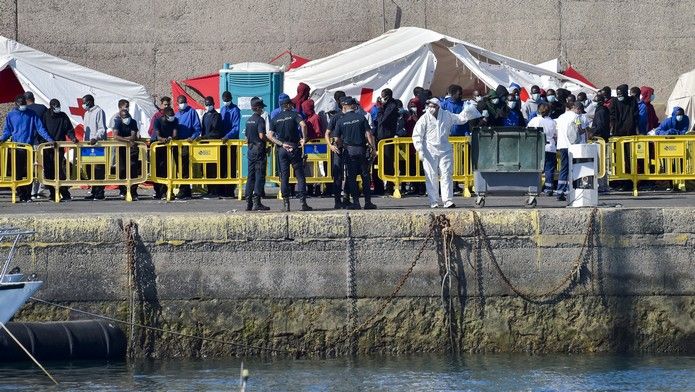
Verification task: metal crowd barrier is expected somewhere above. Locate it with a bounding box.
[36,141,148,202]
[0,142,34,203]
[149,140,245,201]
[266,139,333,199]
[377,137,474,198]
[608,135,695,196]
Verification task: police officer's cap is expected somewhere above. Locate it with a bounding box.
[251,97,266,108]
[341,96,357,106]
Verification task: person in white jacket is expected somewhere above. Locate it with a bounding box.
[412,98,481,208]
[555,101,586,201]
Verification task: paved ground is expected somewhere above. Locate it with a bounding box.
[0,186,692,215]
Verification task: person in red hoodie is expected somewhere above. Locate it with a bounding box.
[301,99,324,196]
[301,99,323,139]
[292,82,311,118]
[638,86,659,134]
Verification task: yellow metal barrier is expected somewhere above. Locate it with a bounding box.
[266,139,333,199]
[36,141,148,202]
[0,142,34,203]
[608,135,695,196]
[377,137,473,198]
[149,139,245,201]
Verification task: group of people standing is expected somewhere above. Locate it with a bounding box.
[2,80,692,206]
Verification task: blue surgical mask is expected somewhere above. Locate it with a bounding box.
[676,115,684,122]
[547,95,557,103]
[122,117,131,125]
[82,104,90,110]
[507,101,517,109]
[206,105,214,112]
[618,96,625,102]
[223,101,232,107]
[52,107,61,114]
[178,103,187,110]
[18,105,27,111]
[532,93,540,101]
[651,95,655,101]
[166,116,176,122]
[491,98,499,105]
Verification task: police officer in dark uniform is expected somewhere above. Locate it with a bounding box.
[333,97,378,210]
[112,109,141,200]
[267,96,312,212]
[152,107,178,199]
[325,93,348,209]
[244,97,270,211]
[201,96,225,198]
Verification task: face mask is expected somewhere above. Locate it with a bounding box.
[532,93,540,101]
[491,98,499,105]
[409,107,417,114]
[18,105,27,111]
[178,103,187,110]
[618,96,625,102]
[482,110,489,118]
[166,116,176,122]
[427,107,437,116]
[122,117,131,125]
[584,100,591,107]
[52,107,61,114]
[206,105,214,112]
[651,95,655,101]
[223,101,232,107]
[676,115,684,122]
[507,101,517,109]
[82,103,90,110]
[474,96,483,102]
[547,96,557,103]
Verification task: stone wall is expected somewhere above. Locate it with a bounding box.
[1,0,693,101]
[5,208,695,357]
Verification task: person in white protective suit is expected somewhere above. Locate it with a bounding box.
[412,98,482,208]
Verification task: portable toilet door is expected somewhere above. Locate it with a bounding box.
[219,62,284,180]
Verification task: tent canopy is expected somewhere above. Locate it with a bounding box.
[0,35,157,138]
[285,27,596,112]
[667,68,695,125]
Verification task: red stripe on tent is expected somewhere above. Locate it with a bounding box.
[0,68,25,104]
[562,66,596,89]
[182,73,219,101]
[171,81,204,110]
[519,87,530,103]
[360,88,374,111]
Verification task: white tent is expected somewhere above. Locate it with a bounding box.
[667,68,695,124]
[285,27,596,112]
[0,36,156,138]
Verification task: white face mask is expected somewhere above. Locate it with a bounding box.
[166,115,176,122]
[427,107,437,116]
[532,93,540,101]
[206,105,214,112]
[82,103,90,110]
[507,101,517,109]
[223,101,232,107]
[178,103,187,110]
[547,96,557,103]
[122,117,131,125]
[676,115,684,122]
[52,107,61,114]
[18,105,27,111]
[618,96,625,102]
[474,96,483,102]
[491,98,499,105]
[482,110,489,118]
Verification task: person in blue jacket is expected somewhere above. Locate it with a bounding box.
[440,84,470,136]
[219,91,241,198]
[1,95,54,202]
[502,93,526,127]
[271,93,292,120]
[654,107,690,135]
[174,95,202,199]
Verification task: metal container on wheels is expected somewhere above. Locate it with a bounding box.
[471,126,546,208]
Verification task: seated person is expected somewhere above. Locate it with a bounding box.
[650,107,689,135]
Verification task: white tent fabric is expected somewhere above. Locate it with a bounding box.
[536,58,562,73]
[285,27,595,112]
[0,36,156,138]
[667,68,695,124]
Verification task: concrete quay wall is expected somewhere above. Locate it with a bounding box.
[5,208,695,357]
